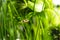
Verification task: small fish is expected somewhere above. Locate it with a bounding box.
[21,19,29,23]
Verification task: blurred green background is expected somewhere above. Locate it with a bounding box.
[0,0,60,40]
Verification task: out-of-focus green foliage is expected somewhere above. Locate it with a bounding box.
[0,0,60,40]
